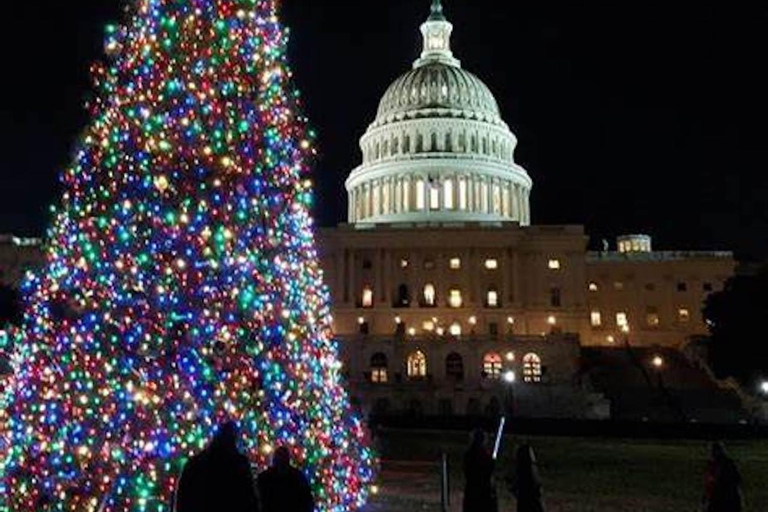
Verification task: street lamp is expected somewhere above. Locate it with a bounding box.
[503,370,516,384]
[652,355,664,369]
[760,380,768,396]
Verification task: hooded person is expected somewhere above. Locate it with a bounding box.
[257,446,315,512]
[462,429,497,512]
[175,422,259,512]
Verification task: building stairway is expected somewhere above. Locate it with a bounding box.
[582,347,747,424]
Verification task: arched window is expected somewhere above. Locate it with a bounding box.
[395,284,410,308]
[486,287,500,308]
[523,353,542,383]
[361,286,374,308]
[375,142,380,160]
[445,132,453,152]
[423,284,436,307]
[404,135,411,154]
[483,353,503,380]
[382,140,389,158]
[431,132,438,152]
[392,137,400,155]
[416,179,426,210]
[371,353,388,383]
[443,179,454,210]
[416,133,424,153]
[448,289,463,309]
[446,353,464,381]
[408,351,428,379]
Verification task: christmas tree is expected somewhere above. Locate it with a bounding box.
[0,0,375,510]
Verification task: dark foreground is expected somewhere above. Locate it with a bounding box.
[364,429,768,512]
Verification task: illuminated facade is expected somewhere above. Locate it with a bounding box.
[317,1,735,417]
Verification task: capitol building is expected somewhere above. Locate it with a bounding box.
[0,1,741,421]
[315,1,735,419]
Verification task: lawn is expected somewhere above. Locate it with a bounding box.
[365,429,768,512]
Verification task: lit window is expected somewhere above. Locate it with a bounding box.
[523,353,542,383]
[468,316,477,326]
[589,282,599,292]
[548,259,561,270]
[423,284,436,306]
[486,289,499,308]
[407,351,428,379]
[422,320,435,332]
[591,311,602,327]
[547,315,557,326]
[449,322,462,337]
[459,178,468,210]
[484,259,499,270]
[430,182,440,210]
[371,353,388,383]
[449,258,462,270]
[679,308,690,323]
[443,180,454,209]
[449,289,463,309]
[614,282,625,291]
[362,286,374,308]
[483,353,503,380]
[416,179,426,210]
[616,312,629,329]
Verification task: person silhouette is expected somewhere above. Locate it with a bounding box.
[257,446,314,512]
[462,429,497,512]
[703,442,743,512]
[175,421,259,512]
[510,444,545,512]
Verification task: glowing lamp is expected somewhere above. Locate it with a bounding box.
[652,356,664,369]
[503,370,516,384]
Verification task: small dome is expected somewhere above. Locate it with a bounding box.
[373,63,503,128]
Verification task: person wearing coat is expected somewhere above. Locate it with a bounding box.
[510,444,545,512]
[462,429,497,512]
[175,422,259,512]
[703,442,743,512]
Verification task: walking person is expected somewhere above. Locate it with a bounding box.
[462,429,497,512]
[257,446,315,512]
[510,444,545,512]
[703,442,743,512]
[175,422,259,512]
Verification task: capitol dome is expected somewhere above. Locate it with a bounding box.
[346,0,533,226]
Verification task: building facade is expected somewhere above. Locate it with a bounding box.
[316,1,735,417]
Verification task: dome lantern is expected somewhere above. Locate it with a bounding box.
[415,0,460,69]
[345,1,533,227]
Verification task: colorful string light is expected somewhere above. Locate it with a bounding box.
[0,0,375,510]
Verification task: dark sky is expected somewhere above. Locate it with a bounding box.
[2,1,767,260]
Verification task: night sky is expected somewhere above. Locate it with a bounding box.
[2,1,767,260]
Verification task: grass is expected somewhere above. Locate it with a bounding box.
[370,429,768,512]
